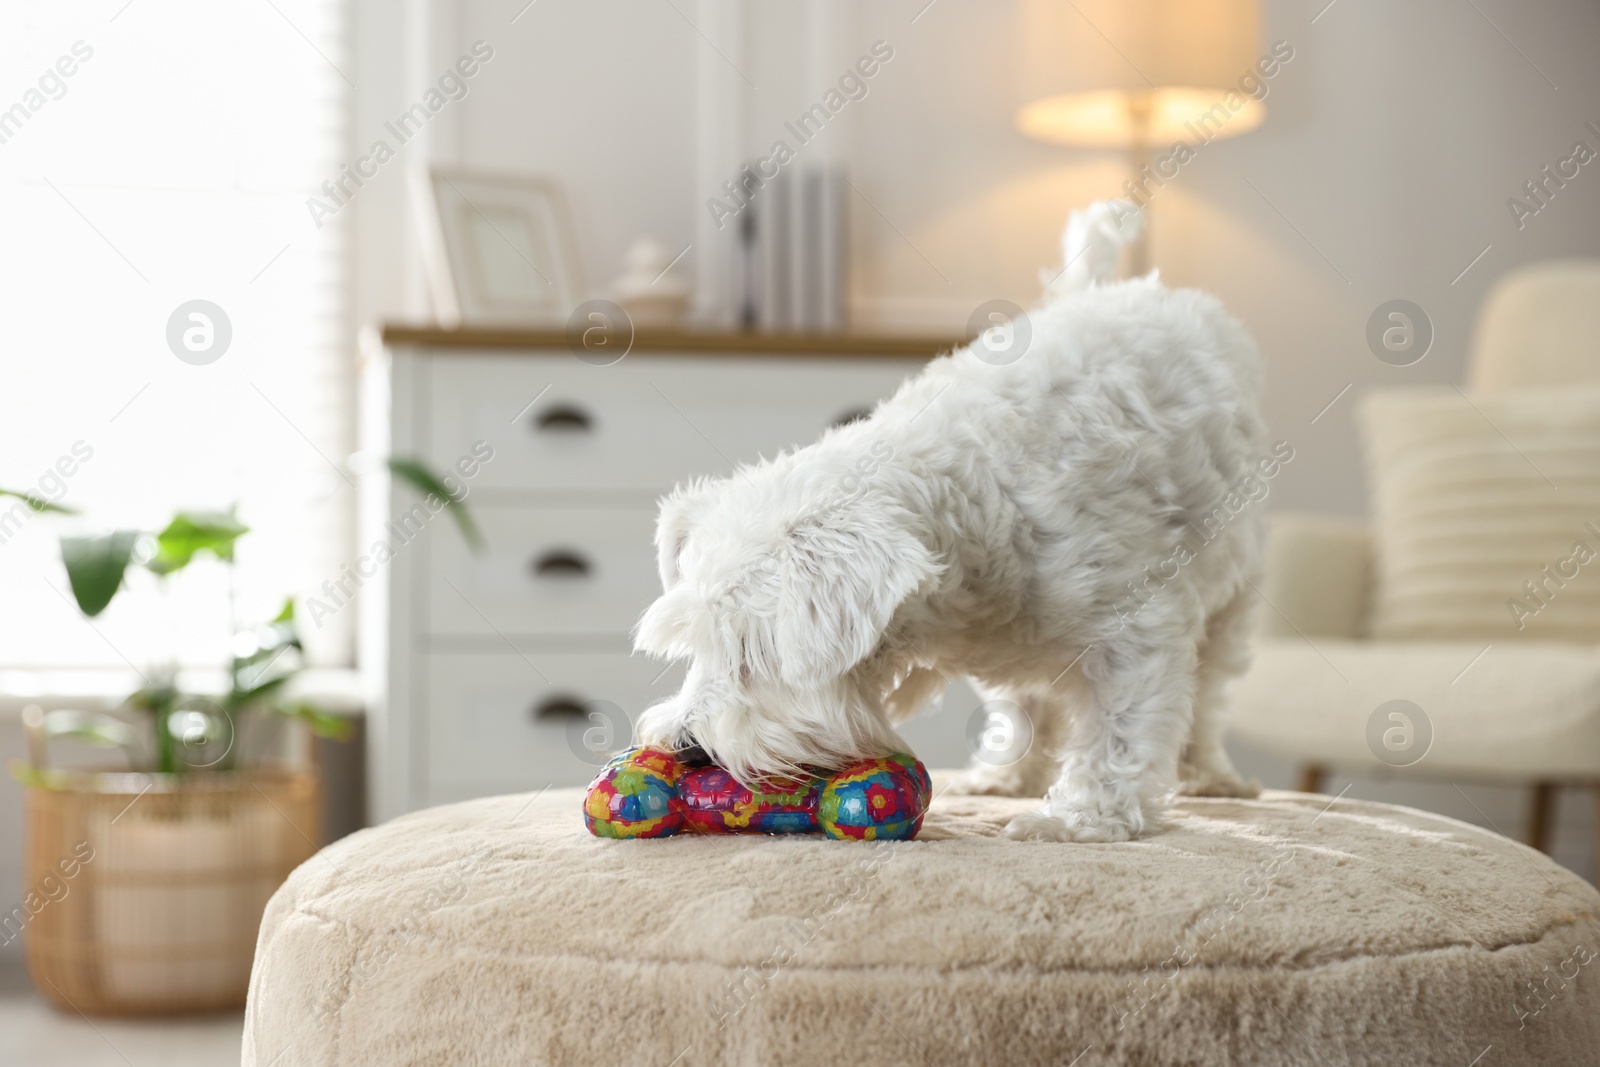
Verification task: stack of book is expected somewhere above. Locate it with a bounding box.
[737,166,849,333]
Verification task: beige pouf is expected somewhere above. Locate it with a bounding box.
[243,784,1600,1067]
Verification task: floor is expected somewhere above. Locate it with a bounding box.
[0,960,244,1067]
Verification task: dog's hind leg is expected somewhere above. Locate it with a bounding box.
[883,666,950,725]
[947,684,1067,798]
[1007,637,1197,842]
[1179,587,1261,798]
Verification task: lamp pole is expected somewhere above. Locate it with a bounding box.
[1125,92,1153,277]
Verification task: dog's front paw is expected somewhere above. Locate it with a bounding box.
[1005,809,1140,843]
[1006,812,1076,841]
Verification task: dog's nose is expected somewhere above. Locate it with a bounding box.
[675,729,712,767]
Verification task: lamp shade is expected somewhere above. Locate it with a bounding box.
[1015,0,1264,148]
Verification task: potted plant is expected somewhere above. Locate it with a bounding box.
[4,464,475,1015]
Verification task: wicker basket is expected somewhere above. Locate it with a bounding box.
[22,766,320,1015]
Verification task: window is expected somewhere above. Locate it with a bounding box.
[0,0,352,671]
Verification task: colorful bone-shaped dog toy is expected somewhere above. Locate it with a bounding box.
[584,747,931,841]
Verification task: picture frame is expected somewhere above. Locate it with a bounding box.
[415,167,587,327]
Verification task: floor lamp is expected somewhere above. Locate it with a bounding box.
[1014,0,1266,276]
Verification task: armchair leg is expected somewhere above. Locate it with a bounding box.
[1526,782,1556,854]
[1296,764,1326,795]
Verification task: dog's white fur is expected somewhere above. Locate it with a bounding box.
[634,201,1266,842]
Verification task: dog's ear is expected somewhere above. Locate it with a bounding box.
[653,479,712,590]
[637,481,717,658]
[769,513,939,685]
[634,585,696,659]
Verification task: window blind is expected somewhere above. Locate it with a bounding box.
[0,0,353,670]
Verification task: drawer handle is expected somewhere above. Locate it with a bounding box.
[532,696,589,721]
[830,406,874,429]
[534,404,593,432]
[531,550,592,578]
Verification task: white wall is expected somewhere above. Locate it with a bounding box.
[851,0,1600,516]
[356,0,1600,513]
[350,0,702,329]
[343,0,1600,880]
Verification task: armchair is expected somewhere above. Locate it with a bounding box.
[1228,260,1600,862]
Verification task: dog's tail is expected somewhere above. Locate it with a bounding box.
[1043,199,1144,297]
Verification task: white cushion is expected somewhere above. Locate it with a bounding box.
[1231,637,1600,776]
[1258,514,1372,638]
[1469,258,1600,391]
[1360,386,1600,642]
[244,784,1600,1066]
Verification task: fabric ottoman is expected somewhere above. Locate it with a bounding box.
[243,784,1600,1066]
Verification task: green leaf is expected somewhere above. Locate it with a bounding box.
[60,530,141,616]
[278,700,355,741]
[226,672,292,712]
[387,457,485,552]
[8,761,55,789]
[128,685,181,774]
[34,709,141,751]
[146,510,250,576]
[0,487,77,515]
[127,683,180,714]
[232,598,303,690]
[9,763,147,791]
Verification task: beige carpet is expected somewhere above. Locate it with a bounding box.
[244,782,1600,1066]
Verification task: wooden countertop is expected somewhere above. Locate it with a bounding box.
[379,323,968,359]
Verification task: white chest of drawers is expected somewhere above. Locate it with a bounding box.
[361,327,971,821]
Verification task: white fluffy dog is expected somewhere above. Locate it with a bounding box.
[634,201,1267,842]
